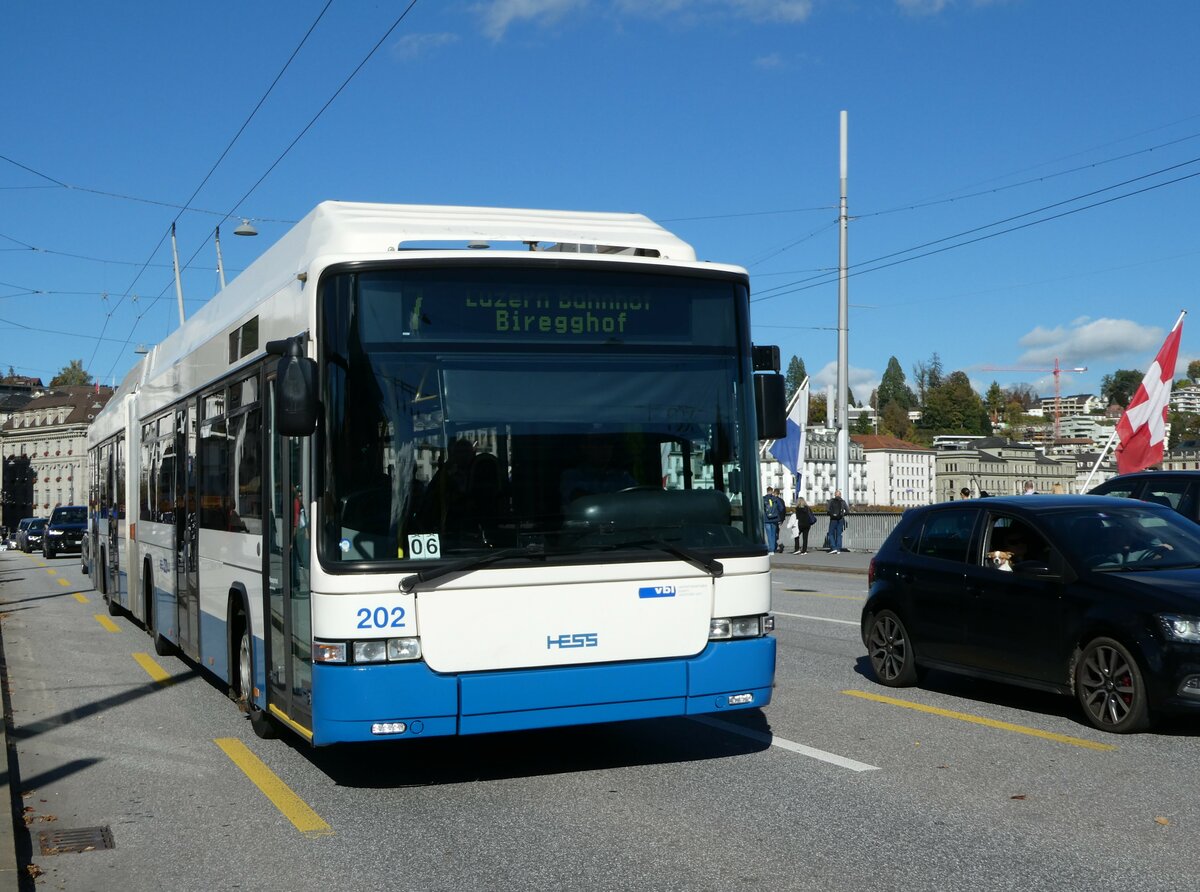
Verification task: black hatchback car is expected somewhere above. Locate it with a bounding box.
[862,495,1200,733]
[1089,470,1200,522]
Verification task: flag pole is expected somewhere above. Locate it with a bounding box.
[1082,428,1118,491]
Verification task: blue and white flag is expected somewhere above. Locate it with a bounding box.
[769,379,808,484]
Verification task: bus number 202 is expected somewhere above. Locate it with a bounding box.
[356,607,407,629]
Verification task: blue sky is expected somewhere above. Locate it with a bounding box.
[3,1,1198,403]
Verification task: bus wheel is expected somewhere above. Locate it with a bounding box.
[238,624,276,739]
[106,586,121,617]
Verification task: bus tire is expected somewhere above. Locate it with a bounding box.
[236,618,276,740]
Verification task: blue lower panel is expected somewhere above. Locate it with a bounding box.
[309,637,776,745]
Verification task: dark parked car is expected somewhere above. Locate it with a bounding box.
[43,505,87,559]
[1089,470,1200,522]
[862,495,1200,733]
[15,517,47,553]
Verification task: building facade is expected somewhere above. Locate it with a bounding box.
[761,427,867,507]
[0,386,112,527]
[852,434,936,508]
[935,437,1076,500]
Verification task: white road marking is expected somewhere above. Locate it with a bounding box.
[693,716,880,772]
[772,610,858,626]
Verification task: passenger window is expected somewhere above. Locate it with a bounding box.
[1143,480,1189,513]
[983,516,1049,570]
[915,511,975,563]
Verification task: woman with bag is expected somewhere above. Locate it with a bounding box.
[789,496,814,554]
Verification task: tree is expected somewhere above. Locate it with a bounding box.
[1168,410,1200,449]
[808,393,827,426]
[911,352,943,407]
[1004,383,1039,410]
[921,371,989,434]
[853,410,872,434]
[1100,369,1144,408]
[879,401,914,440]
[50,359,92,387]
[1188,359,1200,382]
[985,381,1004,422]
[784,355,808,401]
[877,356,915,412]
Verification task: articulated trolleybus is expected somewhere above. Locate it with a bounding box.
[88,202,786,745]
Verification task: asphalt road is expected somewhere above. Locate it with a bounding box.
[1,549,1198,891]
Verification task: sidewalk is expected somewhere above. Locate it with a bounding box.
[770,547,872,576]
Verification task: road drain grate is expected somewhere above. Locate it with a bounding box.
[37,826,114,855]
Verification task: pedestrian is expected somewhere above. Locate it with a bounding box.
[826,489,848,554]
[762,486,785,553]
[789,495,814,554]
[1023,482,1037,495]
[959,487,971,500]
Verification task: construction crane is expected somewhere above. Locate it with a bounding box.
[980,357,1088,441]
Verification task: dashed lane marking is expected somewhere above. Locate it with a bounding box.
[843,689,1116,751]
[215,738,334,837]
[93,615,120,633]
[772,610,858,626]
[693,716,880,772]
[58,578,70,587]
[132,652,171,683]
[73,593,88,603]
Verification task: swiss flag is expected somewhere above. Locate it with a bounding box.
[1116,312,1186,474]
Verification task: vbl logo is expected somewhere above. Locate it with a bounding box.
[547,632,599,649]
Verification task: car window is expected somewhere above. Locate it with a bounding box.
[915,510,976,563]
[1044,507,1200,570]
[1092,479,1140,500]
[1142,479,1196,518]
[981,514,1051,570]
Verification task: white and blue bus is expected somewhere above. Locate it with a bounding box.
[87,201,785,745]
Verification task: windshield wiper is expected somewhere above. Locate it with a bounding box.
[399,545,545,593]
[609,538,724,578]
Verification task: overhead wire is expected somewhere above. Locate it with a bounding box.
[101,0,423,379]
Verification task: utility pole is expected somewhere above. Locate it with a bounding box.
[836,111,850,500]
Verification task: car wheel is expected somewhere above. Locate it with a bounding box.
[1075,637,1151,733]
[866,609,919,687]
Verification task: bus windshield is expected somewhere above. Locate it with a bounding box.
[319,265,760,566]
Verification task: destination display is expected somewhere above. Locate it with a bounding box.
[349,268,740,345]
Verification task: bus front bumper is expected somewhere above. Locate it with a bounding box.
[309,636,776,745]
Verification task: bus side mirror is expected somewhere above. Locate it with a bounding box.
[755,373,787,440]
[268,337,318,437]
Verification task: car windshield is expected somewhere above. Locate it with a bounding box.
[52,507,86,524]
[29,520,46,531]
[1039,506,1200,571]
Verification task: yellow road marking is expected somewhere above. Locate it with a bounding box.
[45,569,57,576]
[94,615,120,633]
[132,652,171,683]
[58,578,71,587]
[842,689,1116,751]
[214,738,333,837]
[73,592,89,603]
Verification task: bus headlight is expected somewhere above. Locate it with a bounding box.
[709,615,772,640]
[354,640,389,663]
[387,637,422,661]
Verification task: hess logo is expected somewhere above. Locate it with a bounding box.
[546,632,599,650]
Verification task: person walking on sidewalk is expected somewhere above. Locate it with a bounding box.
[789,496,814,554]
[826,490,848,554]
[762,486,785,553]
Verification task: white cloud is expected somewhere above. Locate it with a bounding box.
[811,361,879,405]
[895,0,952,15]
[475,0,586,41]
[754,52,787,69]
[1016,317,1164,366]
[480,0,814,39]
[390,32,459,61]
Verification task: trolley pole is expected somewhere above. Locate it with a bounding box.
[836,111,850,501]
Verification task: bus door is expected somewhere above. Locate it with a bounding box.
[175,402,200,658]
[265,377,313,730]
